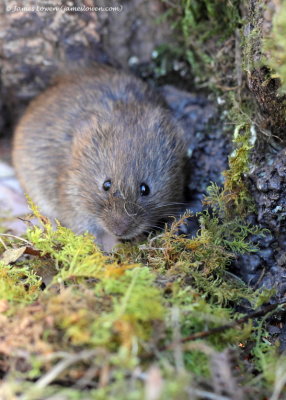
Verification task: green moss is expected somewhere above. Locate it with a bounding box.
[242,27,261,73]
[157,0,256,215]
[157,0,241,85]
[2,369,194,400]
[251,315,286,396]
[0,261,42,303]
[25,199,139,283]
[0,200,282,397]
[263,2,286,91]
[204,91,257,217]
[91,267,165,347]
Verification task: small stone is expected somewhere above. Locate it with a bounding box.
[128,56,139,66]
[268,175,281,190]
[259,248,274,262]
[256,179,268,191]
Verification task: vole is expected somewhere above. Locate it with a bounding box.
[12,64,186,250]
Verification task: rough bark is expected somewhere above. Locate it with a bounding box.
[0,0,171,132]
[245,0,286,147]
[240,0,286,291]
[245,0,286,244]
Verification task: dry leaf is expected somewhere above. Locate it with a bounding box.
[1,246,27,265]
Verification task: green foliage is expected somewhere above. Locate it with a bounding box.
[222,127,256,216]
[159,0,258,218]
[0,261,42,303]
[198,210,264,253]
[176,0,241,43]
[242,27,261,73]
[251,315,286,395]
[2,368,193,400]
[141,210,265,284]
[25,200,138,283]
[205,91,257,217]
[158,0,241,84]
[158,0,257,216]
[0,196,283,397]
[170,285,252,348]
[91,267,165,347]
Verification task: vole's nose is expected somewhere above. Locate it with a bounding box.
[112,190,123,199]
[112,217,131,237]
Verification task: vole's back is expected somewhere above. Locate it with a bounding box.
[12,65,161,217]
[13,64,185,248]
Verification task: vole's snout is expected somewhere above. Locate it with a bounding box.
[104,213,139,239]
[102,199,144,239]
[112,216,133,237]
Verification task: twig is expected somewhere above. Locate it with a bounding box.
[24,246,43,257]
[171,307,184,372]
[75,366,99,389]
[0,233,32,245]
[167,301,286,349]
[252,267,266,291]
[0,236,8,250]
[190,389,231,400]
[34,350,100,389]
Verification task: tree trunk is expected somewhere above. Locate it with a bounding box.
[0,0,171,132]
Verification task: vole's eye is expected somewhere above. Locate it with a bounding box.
[140,183,150,196]
[103,180,112,191]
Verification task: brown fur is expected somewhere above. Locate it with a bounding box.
[12,64,186,249]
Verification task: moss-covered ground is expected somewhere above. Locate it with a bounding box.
[0,191,285,399]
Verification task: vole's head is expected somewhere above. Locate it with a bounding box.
[69,104,186,240]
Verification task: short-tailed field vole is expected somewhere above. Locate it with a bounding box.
[12,64,186,250]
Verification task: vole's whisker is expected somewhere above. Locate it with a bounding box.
[124,202,138,217]
[150,204,190,211]
[76,194,96,202]
[151,209,184,215]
